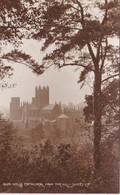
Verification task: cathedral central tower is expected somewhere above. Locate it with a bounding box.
[35,86,49,108]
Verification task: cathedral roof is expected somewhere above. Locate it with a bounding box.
[42,104,55,111]
[58,114,69,119]
[29,105,38,110]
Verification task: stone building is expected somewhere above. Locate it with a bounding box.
[34,86,49,108]
[57,114,70,135]
[41,103,62,120]
[10,86,62,129]
[10,97,22,120]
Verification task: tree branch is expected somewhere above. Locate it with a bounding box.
[96,35,103,63]
[107,102,119,115]
[75,0,85,28]
[96,0,108,63]
[59,63,94,72]
[101,74,119,83]
[101,0,108,26]
[1,57,31,68]
[1,57,44,74]
[87,43,96,65]
[70,4,80,12]
[100,38,108,73]
[75,0,96,66]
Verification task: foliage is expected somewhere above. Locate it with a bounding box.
[0,112,119,193]
[0,113,15,183]
[0,0,42,88]
[83,95,94,123]
[100,130,119,193]
[0,125,119,193]
[0,63,14,88]
[29,0,119,77]
[84,78,119,121]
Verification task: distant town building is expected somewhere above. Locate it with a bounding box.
[57,114,70,135]
[10,97,22,120]
[34,86,49,108]
[10,86,62,129]
[68,102,74,110]
[41,104,62,119]
[9,86,85,144]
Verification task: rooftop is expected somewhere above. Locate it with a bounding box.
[58,114,69,119]
[42,104,55,111]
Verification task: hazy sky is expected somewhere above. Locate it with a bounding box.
[0,40,92,108]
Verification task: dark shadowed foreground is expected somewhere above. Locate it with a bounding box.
[0,114,119,193]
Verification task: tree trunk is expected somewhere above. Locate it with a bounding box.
[93,68,102,172]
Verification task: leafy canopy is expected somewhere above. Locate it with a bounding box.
[0,0,119,88]
[28,0,119,85]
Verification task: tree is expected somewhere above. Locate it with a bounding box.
[0,113,14,183]
[0,0,43,89]
[24,0,119,173]
[83,78,119,137]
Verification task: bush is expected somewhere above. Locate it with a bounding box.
[0,115,119,193]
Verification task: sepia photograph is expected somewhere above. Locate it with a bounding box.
[0,0,119,193]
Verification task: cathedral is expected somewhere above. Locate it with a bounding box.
[32,86,49,108]
[10,86,62,129]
